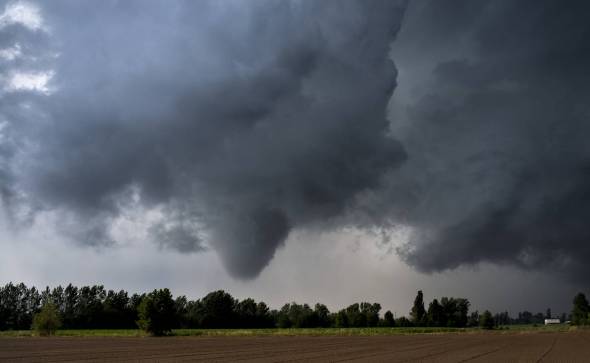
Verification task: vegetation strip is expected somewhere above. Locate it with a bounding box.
[1,283,588,336]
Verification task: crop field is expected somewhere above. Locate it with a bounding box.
[1,328,589,362]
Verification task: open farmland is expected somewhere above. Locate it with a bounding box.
[1,330,589,362]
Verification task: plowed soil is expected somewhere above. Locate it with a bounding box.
[1,331,589,362]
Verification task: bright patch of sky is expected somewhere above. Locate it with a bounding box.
[0,43,22,61]
[5,71,54,94]
[0,1,44,31]
[0,2,55,95]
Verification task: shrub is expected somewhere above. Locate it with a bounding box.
[137,289,176,336]
[32,303,62,336]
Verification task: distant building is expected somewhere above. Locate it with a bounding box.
[544,319,560,325]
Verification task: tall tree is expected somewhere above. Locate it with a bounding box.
[314,303,331,328]
[572,292,589,325]
[361,302,381,327]
[410,290,426,325]
[426,299,443,327]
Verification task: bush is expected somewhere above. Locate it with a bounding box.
[32,303,62,336]
[137,289,176,336]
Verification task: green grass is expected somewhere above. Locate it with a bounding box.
[495,324,572,333]
[0,329,147,337]
[0,324,575,338]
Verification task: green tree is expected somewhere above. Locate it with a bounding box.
[137,289,176,336]
[255,301,274,328]
[410,290,426,325]
[235,298,258,328]
[361,302,381,327]
[467,311,479,327]
[32,302,62,336]
[199,290,236,328]
[344,303,366,327]
[383,310,395,327]
[479,310,494,330]
[314,303,331,327]
[572,292,590,325]
[439,297,470,327]
[334,310,349,328]
[426,299,443,327]
[277,303,316,328]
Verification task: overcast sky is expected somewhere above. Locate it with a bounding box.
[1,0,589,316]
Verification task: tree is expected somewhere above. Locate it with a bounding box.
[76,285,106,328]
[518,311,533,324]
[439,297,470,327]
[199,290,236,328]
[410,290,426,325]
[334,310,349,328]
[494,311,510,326]
[103,290,132,328]
[479,310,494,330]
[314,303,331,328]
[255,302,274,328]
[32,302,61,336]
[545,308,551,319]
[62,284,78,328]
[454,298,470,327]
[235,298,258,328]
[383,310,395,327]
[467,311,479,327]
[361,302,381,327]
[277,303,316,328]
[426,299,444,327]
[572,292,590,325]
[396,316,413,327]
[137,289,176,336]
[343,303,367,327]
[174,295,189,328]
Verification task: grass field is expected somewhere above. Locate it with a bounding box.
[0,324,574,337]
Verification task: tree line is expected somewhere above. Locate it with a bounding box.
[1,282,588,334]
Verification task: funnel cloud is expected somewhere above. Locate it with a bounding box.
[0,0,407,278]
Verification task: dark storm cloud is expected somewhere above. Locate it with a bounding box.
[6,0,589,283]
[1,1,407,278]
[385,0,590,281]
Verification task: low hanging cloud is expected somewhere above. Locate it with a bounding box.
[0,0,407,278]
